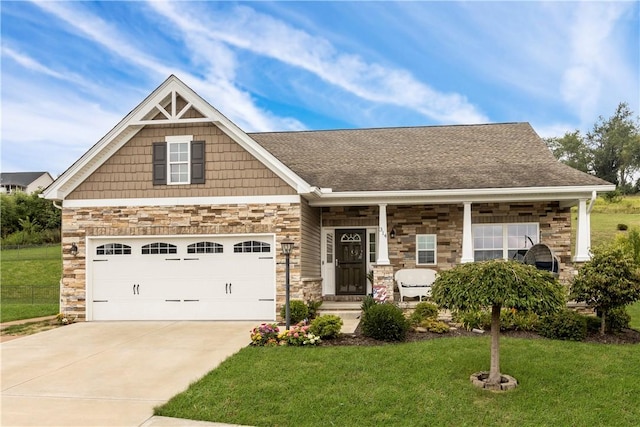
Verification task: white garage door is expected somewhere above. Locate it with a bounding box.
[88,235,275,321]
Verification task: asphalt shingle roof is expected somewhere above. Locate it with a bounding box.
[0,172,50,188]
[250,123,610,192]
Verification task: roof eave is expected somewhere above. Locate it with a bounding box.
[305,184,617,207]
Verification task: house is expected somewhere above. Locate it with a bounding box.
[43,75,615,321]
[1,172,54,194]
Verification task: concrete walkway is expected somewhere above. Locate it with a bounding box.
[1,321,255,426]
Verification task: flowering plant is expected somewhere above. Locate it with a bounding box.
[249,321,321,346]
[250,323,280,346]
[56,313,76,325]
[277,322,321,346]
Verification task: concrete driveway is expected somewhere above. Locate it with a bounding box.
[1,321,255,426]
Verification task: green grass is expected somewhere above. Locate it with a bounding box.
[1,245,61,322]
[156,337,640,426]
[577,195,640,249]
[629,301,640,331]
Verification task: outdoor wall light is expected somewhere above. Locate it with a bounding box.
[70,243,78,256]
[280,235,295,330]
[390,228,396,239]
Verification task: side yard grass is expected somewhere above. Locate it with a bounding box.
[1,245,61,322]
[156,337,640,427]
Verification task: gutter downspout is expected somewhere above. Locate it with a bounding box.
[586,190,597,214]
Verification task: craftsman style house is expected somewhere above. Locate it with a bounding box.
[43,75,614,321]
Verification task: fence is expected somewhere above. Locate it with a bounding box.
[1,244,61,261]
[1,284,59,304]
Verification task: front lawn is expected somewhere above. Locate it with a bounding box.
[156,337,640,426]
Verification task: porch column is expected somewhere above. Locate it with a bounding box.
[461,202,474,263]
[574,198,591,262]
[377,204,391,265]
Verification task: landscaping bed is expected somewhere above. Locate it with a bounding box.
[320,322,640,346]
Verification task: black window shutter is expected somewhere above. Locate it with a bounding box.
[152,142,167,185]
[191,141,205,184]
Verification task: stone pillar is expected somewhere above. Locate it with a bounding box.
[461,202,474,263]
[377,204,391,265]
[373,264,395,302]
[574,198,591,262]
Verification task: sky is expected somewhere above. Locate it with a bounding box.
[1,1,639,177]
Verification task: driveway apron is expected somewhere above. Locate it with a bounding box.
[1,321,254,426]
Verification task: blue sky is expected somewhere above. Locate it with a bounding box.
[1,1,638,176]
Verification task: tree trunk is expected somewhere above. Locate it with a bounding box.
[600,310,606,335]
[488,304,502,385]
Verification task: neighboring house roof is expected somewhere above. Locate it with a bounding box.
[0,172,53,191]
[250,124,610,192]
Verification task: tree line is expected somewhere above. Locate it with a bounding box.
[1,190,61,245]
[545,102,640,194]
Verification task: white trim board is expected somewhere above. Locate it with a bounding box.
[63,195,302,208]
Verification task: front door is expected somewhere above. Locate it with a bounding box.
[335,229,366,295]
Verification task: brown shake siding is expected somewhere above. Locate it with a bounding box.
[68,123,296,200]
[300,199,321,278]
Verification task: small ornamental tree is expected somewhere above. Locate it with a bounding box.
[432,260,565,388]
[571,245,640,335]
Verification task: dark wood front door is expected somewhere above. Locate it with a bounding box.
[335,229,366,295]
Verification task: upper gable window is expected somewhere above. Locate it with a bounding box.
[169,139,190,184]
[153,135,205,186]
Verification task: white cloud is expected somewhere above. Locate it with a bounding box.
[561,2,635,128]
[29,0,304,133]
[147,1,488,124]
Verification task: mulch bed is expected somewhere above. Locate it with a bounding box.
[321,324,640,346]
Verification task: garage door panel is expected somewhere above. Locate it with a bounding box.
[89,234,275,321]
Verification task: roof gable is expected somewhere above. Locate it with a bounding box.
[43,75,311,200]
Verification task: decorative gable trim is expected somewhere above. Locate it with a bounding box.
[43,75,312,201]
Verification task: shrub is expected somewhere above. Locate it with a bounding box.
[361,295,377,314]
[453,309,489,331]
[361,303,409,342]
[617,223,629,231]
[571,244,640,334]
[500,309,539,332]
[309,315,343,339]
[409,302,439,326]
[280,300,309,324]
[306,300,323,320]
[250,323,280,346]
[598,307,631,332]
[539,310,587,341]
[419,319,450,334]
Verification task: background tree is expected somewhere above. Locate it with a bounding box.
[0,190,61,241]
[431,260,565,388]
[587,103,640,192]
[571,245,640,335]
[544,102,640,194]
[544,130,591,174]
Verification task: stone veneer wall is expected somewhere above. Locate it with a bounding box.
[61,203,303,320]
[322,202,575,284]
